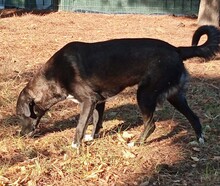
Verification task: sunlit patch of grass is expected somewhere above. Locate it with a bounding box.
[0,82,18,108]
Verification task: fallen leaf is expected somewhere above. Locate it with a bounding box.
[0,176,9,183]
[47,111,52,118]
[122,131,134,139]
[213,156,220,161]
[173,180,181,183]
[139,180,150,186]
[84,168,104,180]
[117,133,126,143]
[63,153,68,161]
[188,141,199,146]
[28,180,37,186]
[52,164,64,178]
[122,150,136,159]
[192,147,200,152]
[127,142,135,148]
[191,156,199,162]
[20,166,26,174]
[204,125,211,132]
[191,164,197,168]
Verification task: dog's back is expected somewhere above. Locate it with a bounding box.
[45,38,183,100]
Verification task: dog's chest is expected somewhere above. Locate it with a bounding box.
[66,95,80,104]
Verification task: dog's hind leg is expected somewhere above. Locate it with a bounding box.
[72,99,96,148]
[167,92,204,144]
[135,85,157,145]
[91,102,105,139]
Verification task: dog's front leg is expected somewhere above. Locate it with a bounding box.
[72,100,96,149]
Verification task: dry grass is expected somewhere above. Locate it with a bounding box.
[0,10,220,185]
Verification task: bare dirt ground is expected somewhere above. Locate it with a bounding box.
[0,9,220,186]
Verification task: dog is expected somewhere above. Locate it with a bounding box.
[16,25,220,148]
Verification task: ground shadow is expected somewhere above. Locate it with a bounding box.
[26,103,142,137]
[14,101,188,145]
[0,9,55,18]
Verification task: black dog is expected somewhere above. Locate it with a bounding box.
[16,26,220,148]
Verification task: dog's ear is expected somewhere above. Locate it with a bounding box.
[23,102,31,117]
[29,100,38,119]
[22,100,38,118]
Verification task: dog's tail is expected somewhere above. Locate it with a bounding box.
[178,25,220,60]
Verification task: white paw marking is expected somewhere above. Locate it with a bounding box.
[199,137,205,144]
[189,141,199,146]
[71,142,79,149]
[84,134,94,142]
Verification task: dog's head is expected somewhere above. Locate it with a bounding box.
[16,88,46,137]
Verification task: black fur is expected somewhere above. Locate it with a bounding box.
[16,25,220,147]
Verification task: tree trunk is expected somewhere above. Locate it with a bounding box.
[198,0,220,26]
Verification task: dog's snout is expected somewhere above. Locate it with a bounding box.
[20,125,35,137]
[17,116,36,137]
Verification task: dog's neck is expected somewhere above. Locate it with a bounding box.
[26,72,67,110]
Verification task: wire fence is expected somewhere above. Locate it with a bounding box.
[0,0,200,15]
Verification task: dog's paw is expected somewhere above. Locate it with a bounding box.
[198,134,205,145]
[198,137,205,144]
[84,134,94,142]
[71,142,80,149]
